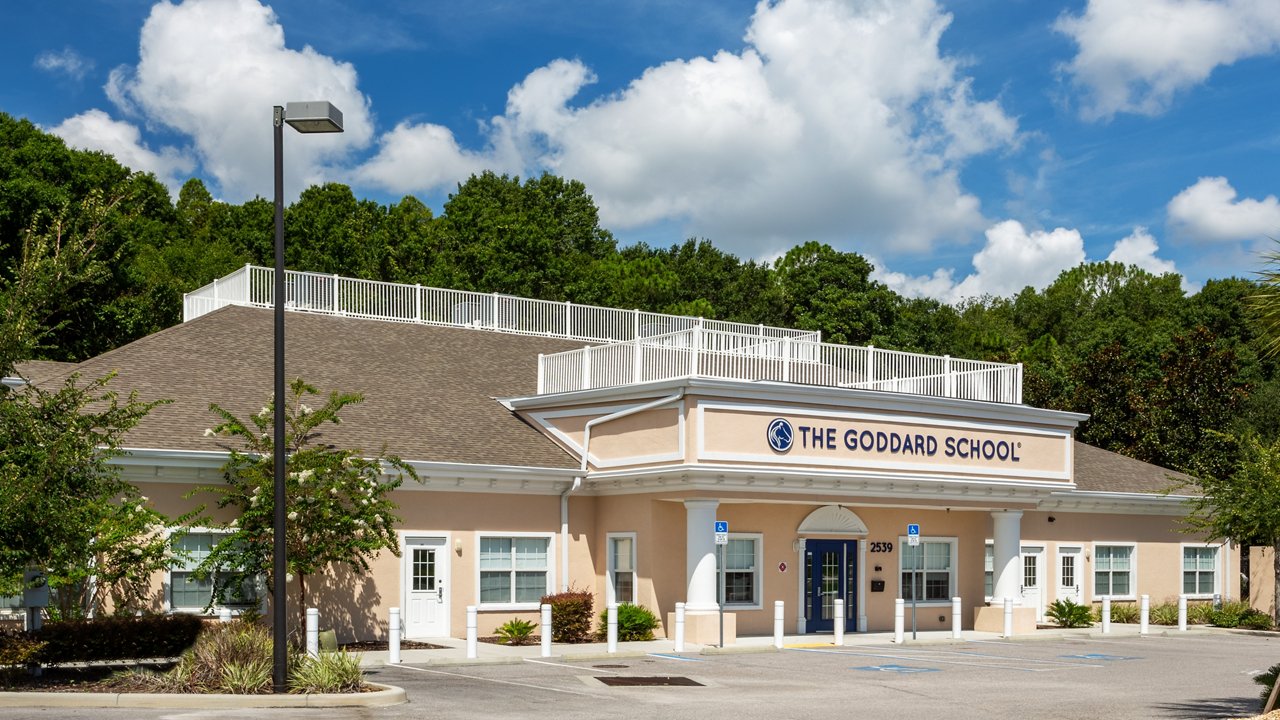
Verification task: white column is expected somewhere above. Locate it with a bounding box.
[773,601,784,649]
[1101,596,1111,634]
[389,608,401,664]
[674,602,686,652]
[1140,595,1150,634]
[607,603,618,653]
[1003,597,1014,638]
[834,599,845,647]
[990,510,1023,606]
[466,605,478,659]
[306,607,319,658]
[1177,594,1187,632]
[684,499,720,612]
[893,598,905,643]
[951,597,962,639]
[541,604,552,657]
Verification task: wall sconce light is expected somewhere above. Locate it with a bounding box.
[454,538,463,556]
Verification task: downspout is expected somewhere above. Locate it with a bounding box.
[560,390,685,591]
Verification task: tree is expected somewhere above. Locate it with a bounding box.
[1254,241,1280,359]
[774,241,900,346]
[197,378,417,629]
[1182,433,1280,624]
[0,372,171,617]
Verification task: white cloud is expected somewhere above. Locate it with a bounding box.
[34,47,94,81]
[1055,0,1280,120]
[356,0,1019,258]
[1106,226,1196,291]
[1168,176,1280,242]
[104,0,373,202]
[48,109,194,191]
[875,220,1085,303]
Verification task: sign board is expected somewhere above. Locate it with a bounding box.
[907,523,920,547]
[714,520,729,546]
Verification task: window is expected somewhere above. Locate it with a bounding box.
[900,538,956,603]
[169,531,260,611]
[716,534,762,607]
[1093,545,1134,597]
[984,542,994,599]
[1183,546,1218,596]
[479,535,551,606]
[608,534,636,605]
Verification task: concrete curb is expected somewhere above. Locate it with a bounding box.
[0,681,407,708]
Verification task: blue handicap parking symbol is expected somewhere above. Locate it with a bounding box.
[853,664,939,673]
[1060,653,1141,661]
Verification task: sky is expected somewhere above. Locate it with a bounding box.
[3,0,1280,303]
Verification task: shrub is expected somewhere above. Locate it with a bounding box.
[541,588,594,643]
[1209,601,1261,628]
[1255,662,1280,710]
[1109,602,1140,624]
[0,629,46,672]
[596,603,660,641]
[495,618,537,646]
[1046,599,1092,628]
[1149,602,1179,626]
[1240,611,1275,631]
[1187,602,1215,625]
[290,651,363,694]
[29,614,203,663]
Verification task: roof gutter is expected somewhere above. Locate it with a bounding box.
[559,390,685,591]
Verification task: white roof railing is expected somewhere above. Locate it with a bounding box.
[182,264,820,344]
[537,327,1024,404]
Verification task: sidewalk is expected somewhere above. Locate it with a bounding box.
[359,622,1193,667]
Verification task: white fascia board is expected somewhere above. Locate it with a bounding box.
[1038,489,1194,515]
[403,460,579,483]
[111,447,230,468]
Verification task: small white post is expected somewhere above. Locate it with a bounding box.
[1139,595,1150,635]
[389,608,401,664]
[218,607,232,623]
[466,605,478,659]
[893,598,905,643]
[565,300,572,338]
[306,607,319,659]
[332,274,340,314]
[773,601,784,649]
[1002,597,1014,638]
[1101,596,1111,634]
[607,603,618,654]
[582,346,592,390]
[675,602,686,653]
[834,599,845,647]
[951,597,962,640]
[541,603,553,658]
[1178,594,1187,632]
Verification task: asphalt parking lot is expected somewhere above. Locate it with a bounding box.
[3,632,1278,720]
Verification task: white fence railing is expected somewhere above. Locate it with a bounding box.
[537,328,1023,404]
[183,265,820,344]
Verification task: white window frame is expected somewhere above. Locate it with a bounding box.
[898,536,958,606]
[716,532,763,610]
[1091,542,1137,601]
[166,527,263,614]
[474,531,556,611]
[606,532,637,606]
[1180,543,1220,600]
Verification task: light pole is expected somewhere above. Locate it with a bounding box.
[272,100,343,693]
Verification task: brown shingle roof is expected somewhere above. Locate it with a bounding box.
[1073,441,1194,495]
[64,305,582,469]
[12,360,77,383]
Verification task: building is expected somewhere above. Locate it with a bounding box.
[8,266,1237,642]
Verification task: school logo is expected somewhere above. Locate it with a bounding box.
[767,418,794,453]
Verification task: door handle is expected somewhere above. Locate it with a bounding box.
[437,585,444,602]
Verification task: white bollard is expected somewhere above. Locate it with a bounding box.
[773,601,784,649]
[675,602,686,653]
[1101,596,1111,634]
[389,607,401,664]
[1003,597,1013,638]
[894,598,905,643]
[834,599,845,647]
[541,603,552,658]
[607,603,618,653]
[219,607,232,623]
[1178,594,1187,632]
[951,597,962,640]
[466,605,478,659]
[306,607,319,658]
[1140,595,1150,635]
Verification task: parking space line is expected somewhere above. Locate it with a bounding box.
[648,653,705,662]
[391,663,596,696]
[894,647,1112,667]
[788,647,1103,672]
[524,658,621,673]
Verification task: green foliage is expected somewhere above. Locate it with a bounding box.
[1046,598,1093,628]
[1187,601,1215,625]
[1148,601,1179,625]
[1255,662,1280,710]
[0,630,45,667]
[0,371,174,616]
[194,378,417,624]
[541,588,594,643]
[1241,612,1275,630]
[290,650,363,693]
[1209,601,1271,629]
[15,614,203,663]
[597,603,659,641]
[1094,602,1141,624]
[495,618,538,645]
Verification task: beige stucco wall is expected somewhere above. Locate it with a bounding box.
[1251,546,1275,617]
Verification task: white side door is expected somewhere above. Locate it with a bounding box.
[404,536,449,638]
[1020,545,1045,622]
[1056,546,1084,605]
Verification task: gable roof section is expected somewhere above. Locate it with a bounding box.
[1072,441,1193,495]
[61,305,582,469]
[13,360,77,383]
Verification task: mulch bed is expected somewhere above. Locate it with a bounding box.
[478,635,542,646]
[1,664,168,692]
[340,639,447,651]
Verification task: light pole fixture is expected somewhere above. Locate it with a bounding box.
[272,100,343,693]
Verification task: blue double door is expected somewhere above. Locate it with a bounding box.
[805,539,858,634]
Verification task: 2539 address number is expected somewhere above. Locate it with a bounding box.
[868,541,894,553]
